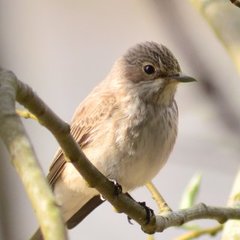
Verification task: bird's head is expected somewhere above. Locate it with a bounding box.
[109,42,195,106]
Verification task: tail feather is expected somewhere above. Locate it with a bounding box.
[67,195,104,229]
[30,195,104,239]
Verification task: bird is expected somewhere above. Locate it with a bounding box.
[32,41,195,239]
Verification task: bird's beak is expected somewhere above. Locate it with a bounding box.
[166,73,197,83]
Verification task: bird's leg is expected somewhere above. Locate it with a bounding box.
[158,194,172,214]
[103,179,155,224]
[125,193,154,225]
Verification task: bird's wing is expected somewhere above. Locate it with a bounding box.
[47,92,117,227]
[47,92,116,185]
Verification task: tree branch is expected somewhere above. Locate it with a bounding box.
[155,203,240,232]
[146,182,172,213]
[1,69,240,235]
[0,70,67,240]
[230,0,240,8]
[175,224,222,240]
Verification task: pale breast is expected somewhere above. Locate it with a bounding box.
[106,100,178,191]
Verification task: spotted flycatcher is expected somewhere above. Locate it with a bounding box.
[32,41,195,238]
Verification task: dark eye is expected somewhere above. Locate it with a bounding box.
[143,64,156,75]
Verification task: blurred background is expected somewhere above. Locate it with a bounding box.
[0,0,240,239]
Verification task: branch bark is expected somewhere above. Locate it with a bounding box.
[155,203,238,232]
[146,182,172,213]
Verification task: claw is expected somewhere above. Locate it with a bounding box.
[109,178,122,195]
[138,202,154,224]
[127,216,134,225]
[100,194,105,201]
[126,199,154,225]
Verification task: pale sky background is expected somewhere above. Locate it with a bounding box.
[0,1,240,240]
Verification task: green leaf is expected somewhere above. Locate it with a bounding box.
[179,173,202,209]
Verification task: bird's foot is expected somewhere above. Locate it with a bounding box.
[109,178,123,195]
[100,178,122,201]
[127,201,154,225]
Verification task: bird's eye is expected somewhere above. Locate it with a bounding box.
[143,64,156,75]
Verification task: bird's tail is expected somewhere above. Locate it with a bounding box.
[29,195,104,239]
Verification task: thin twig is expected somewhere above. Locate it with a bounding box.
[175,224,222,240]
[146,182,172,213]
[155,203,240,232]
[145,182,170,240]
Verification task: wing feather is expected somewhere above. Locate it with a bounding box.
[47,92,117,187]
